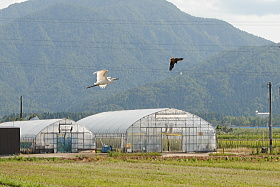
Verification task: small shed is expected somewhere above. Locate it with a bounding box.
[0,126,20,155]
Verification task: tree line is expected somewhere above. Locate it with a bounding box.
[1,112,279,127]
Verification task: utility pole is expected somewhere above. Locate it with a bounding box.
[268,82,273,153]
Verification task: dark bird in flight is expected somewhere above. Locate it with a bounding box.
[169,57,184,71]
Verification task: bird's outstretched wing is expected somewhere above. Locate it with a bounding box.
[169,58,184,71]
[86,85,97,89]
[94,70,108,82]
[169,61,175,71]
[175,58,184,61]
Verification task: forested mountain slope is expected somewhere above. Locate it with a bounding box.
[0,0,272,117]
[77,44,280,116]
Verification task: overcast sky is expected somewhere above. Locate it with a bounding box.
[1,0,279,43]
[167,0,280,43]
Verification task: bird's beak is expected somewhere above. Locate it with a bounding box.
[115,78,119,80]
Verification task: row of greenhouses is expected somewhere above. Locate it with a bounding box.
[0,108,217,153]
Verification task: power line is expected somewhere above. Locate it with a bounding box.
[0,18,225,25]
[1,38,277,48]
[0,17,279,26]
[1,60,280,76]
[0,41,278,53]
[8,82,269,95]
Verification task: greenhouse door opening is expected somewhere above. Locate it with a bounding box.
[57,133,72,153]
[162,130,182,152]
[57,122,73,153]
[136,127,183,152]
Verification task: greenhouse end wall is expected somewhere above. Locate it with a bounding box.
[126,109,217,153]
[33,119,94,153]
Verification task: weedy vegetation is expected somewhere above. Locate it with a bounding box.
[217,127,280,154]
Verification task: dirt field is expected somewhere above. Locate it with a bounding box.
[1,152,211,158]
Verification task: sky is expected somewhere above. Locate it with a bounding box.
[0,0,279,43]
[167,0,280,43]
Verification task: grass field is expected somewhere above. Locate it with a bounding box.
[0,155,279,187]
[0,128,279,186]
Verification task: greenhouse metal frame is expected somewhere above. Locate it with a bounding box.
[1,119,94,153]
[78,108,217,153]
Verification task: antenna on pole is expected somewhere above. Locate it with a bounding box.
[20,96,23,120]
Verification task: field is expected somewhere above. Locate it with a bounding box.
[217,127,280,154]
[0,127,279,186]
[0,154,280,187]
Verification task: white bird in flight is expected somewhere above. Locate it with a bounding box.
[86,70,118,89]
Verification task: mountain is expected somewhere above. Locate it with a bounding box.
[0,0,273,117]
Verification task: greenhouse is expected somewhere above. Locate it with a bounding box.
[0,119,94,153]
[77,108,217,153]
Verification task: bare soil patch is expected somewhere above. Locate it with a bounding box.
[1,152,210,159]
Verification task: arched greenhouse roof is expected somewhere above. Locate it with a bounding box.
[0,119,64,138]
[77,108,169,134]
[77,108,213,134]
